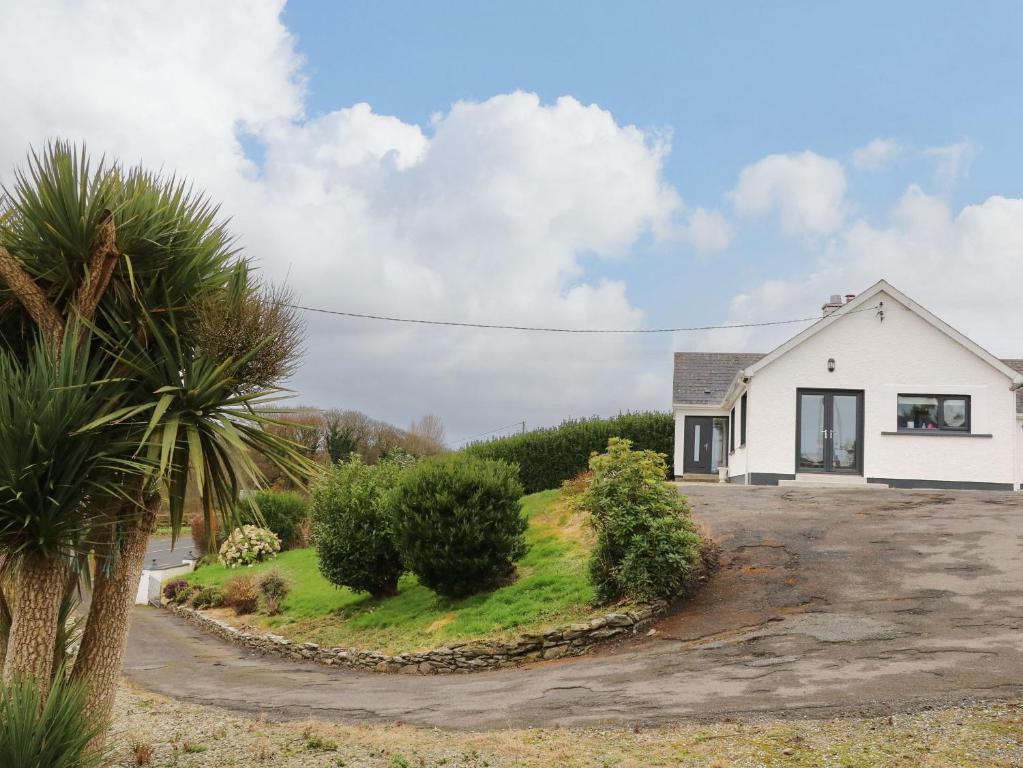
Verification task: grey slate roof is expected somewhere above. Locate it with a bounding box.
[673,352,766,405]
[1002,359,1023,414]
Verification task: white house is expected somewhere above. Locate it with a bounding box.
[672,280,1023,490]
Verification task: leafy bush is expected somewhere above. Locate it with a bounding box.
[311,456,408,598]
[222,574,260,615]
[390,454,526,598]
[189,585,224,610]
[464,412,673,493]
[238,490,309,550]
[192,553,219,571]
[258,569,290,616]
[0,673,108,768]
[162,579,192,604]
[219,525,280,568]
[580,438,703,603]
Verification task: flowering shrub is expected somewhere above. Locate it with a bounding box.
[218,525,281,568]
[162,579,192,604]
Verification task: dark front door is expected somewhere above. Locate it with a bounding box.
[683,416,713,473]
[796,389,864,474]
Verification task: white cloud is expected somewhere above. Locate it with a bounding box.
[684,208,734,254]
[731,151,848,236]
[700,184,1023,357]
[851,138,901,171]
[0,1,680,437]
[922,140,978,190]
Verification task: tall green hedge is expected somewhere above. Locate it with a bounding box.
[464,412,674,493]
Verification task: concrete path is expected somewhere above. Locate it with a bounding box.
[144,534,196,569]
[123,486,1023,729]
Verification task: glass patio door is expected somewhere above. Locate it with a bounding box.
[797,390,863,474]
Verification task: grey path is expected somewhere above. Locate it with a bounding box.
[144,534,196,569]
[124,486,1023,729]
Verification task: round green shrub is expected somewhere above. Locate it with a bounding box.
[189,585,224,610]
[258,568,290,615]
[390,454,526,598]
[311,456,407,599]
[581,438,703,603]
[238,490,309,549]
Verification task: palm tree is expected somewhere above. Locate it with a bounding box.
[0,143,315,726]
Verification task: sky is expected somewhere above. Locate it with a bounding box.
[2,1,1022,445]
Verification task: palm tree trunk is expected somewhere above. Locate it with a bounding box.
[2,553,69,685]
[0,567,12,671]
[72,494,159,723]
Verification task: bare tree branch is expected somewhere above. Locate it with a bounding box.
[73,211,119,324]
[0,243,64,347]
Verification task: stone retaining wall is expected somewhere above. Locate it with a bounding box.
[166,600,668,674]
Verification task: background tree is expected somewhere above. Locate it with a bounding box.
[406,413,447,456]
[322,409,373,463]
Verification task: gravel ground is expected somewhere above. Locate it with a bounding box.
[109,680,1023,767]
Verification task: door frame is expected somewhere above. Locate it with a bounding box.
[683,415,713,474]
[794,388,865,475]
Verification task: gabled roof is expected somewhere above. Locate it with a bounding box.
[674,280,1023,410]
[741,280,1023,388]
[673,352,765,406]
[1003,359,1023,414]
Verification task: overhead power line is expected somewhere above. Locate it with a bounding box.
[456,420,526,445]
[287,302,883,334]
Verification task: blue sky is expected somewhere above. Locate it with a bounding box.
[4,1,1022,440]
[282,1,1023,327]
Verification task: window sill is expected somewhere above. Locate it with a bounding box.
[881,431,992,438]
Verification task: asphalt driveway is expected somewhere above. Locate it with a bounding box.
[123,486,1023,729]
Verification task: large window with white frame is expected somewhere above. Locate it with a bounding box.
[897,394,970,432]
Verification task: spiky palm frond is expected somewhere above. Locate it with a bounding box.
[85,304,317,542]
[0,141,312,550]
[0,335,142,561]
[0,671,108,768]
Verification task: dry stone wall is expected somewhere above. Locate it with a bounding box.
[166,601,667,674]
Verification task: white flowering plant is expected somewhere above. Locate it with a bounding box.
[219,525,281,568]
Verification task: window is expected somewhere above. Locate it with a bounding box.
[740,392,748,447]
[897,394,970,432]
[729,406,736,452]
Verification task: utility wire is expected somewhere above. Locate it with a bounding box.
[456,420,525,445]
[288,302,883,334]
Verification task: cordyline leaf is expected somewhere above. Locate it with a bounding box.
[158,414,180,479]
[140,393,175,446]
[186,426,205,496]
[0,141,313,549]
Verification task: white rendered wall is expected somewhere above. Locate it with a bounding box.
[672,406,730,477]
[1016,418,1023,489]
[135,562,194,605]
[728,393,749,481]
[742,290,1017,486]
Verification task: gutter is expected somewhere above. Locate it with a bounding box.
[1012,376,1023,391]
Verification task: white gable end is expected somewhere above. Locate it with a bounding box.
[742,288,1018,486]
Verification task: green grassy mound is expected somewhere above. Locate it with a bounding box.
[185,490,601,653]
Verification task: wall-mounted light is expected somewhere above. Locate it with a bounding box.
[827,358,836,372]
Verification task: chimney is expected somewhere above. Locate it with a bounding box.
[821,294,844,316]
[844,293,856,304]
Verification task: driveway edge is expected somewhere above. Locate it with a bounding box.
[165,600,667,674]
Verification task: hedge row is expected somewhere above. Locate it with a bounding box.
[463,412,674,493]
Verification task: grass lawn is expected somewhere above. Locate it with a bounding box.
[184,490,602,653]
